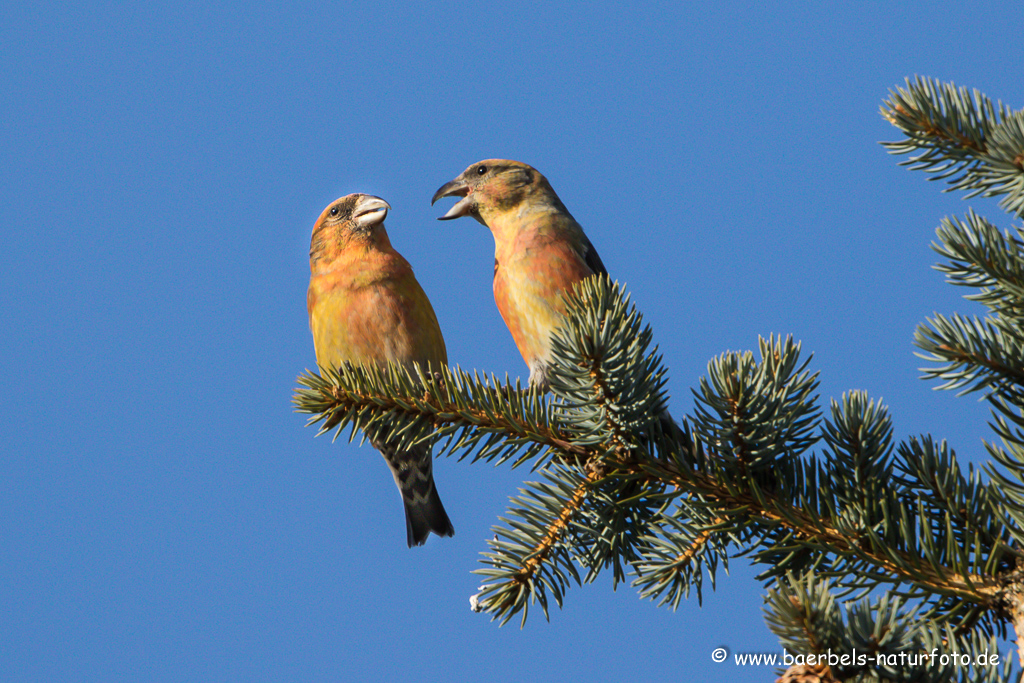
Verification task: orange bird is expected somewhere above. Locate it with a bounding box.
[308,193,453,547]
[432,160,608,391]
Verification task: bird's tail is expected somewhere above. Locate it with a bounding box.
[374,439,455,547]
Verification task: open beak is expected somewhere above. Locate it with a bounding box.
[431,178,473,220]
[353,195,391,228]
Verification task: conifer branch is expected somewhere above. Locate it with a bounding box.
[647,458,1005,606]
[881,76,1024,218]
[294,362,592,466]
[288,77,1024,677]
[294,326,1013,630]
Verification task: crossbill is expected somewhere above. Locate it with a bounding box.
[431,160,608,391]
[308,193,453,547]
[432,160,684,452]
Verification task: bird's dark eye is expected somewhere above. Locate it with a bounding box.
[330,206,339,216]
[476,165,487,176]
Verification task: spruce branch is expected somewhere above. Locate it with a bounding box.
[470,465,591,626]
[293,279,1014,637]
[693,335,820,473]
[916,312,1024,397]
[281,76,1024,677]
[881,76,1024,218]
[631,507,730,608]
[768,572,1013,682]
[293,361,591,468]
[645,453,1005,623]
[931,211,1024,319]
[296,98,1024,666]
[882,76,1024,668]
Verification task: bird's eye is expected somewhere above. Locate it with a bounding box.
[330,206,339,216]
[476,165,487,176]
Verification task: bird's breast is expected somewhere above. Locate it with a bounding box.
[308,258,445,372]
[493,243,592,367]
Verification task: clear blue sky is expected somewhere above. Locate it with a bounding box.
[3,2,1022,681]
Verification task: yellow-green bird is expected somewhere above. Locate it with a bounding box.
[308,193,453,547]
[432,160,608,391]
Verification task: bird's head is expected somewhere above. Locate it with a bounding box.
[432,159,563,227]
[314,193,391,235]
[310,194,392,264]
[309,194,389,255]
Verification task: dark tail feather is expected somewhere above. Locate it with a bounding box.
[374,439,455,547]
[403,484,455,547]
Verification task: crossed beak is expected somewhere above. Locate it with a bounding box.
[353,195,391,228]
[431,178,473,220]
